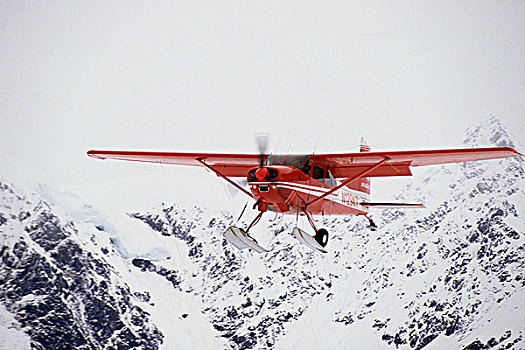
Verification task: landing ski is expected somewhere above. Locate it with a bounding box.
[223,226,270,253]
[292,227,328,253]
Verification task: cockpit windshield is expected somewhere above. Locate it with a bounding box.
[268,155,311,175]
[268,155,336,186]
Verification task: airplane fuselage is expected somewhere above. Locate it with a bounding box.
[247,165,370,215]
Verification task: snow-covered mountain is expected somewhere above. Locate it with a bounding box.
[0,182,163,349]
[1,116,524,349]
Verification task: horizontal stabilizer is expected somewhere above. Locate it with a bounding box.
[360,202,425,209]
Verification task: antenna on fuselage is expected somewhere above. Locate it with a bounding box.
[359,137,372,195]
[312,135,321,155]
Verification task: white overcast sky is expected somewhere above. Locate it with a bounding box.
[1,1,524,208]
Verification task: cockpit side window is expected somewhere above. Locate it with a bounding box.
[311,164,336,186]
[326,170,336,187]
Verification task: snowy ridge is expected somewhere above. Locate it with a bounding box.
[0,182,163,349]
[462,115,520,149]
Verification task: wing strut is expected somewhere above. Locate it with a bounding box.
[197,159,253,199]
[307,157,390,207]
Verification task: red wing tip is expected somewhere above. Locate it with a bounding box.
[87,150,106,160]
[511,148,524,156]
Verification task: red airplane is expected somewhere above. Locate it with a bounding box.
[87,139,521,253]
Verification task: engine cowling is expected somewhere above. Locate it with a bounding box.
[248,167,278,182]
[247,166,308,182]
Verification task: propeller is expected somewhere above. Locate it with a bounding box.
[227,134,269,197]
[224,179,249,198]
[255,134,269,168]
[254,134,271,181]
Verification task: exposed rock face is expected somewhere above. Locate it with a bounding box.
[0,183,163,349]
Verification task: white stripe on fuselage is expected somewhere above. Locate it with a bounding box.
[250,181,370,210]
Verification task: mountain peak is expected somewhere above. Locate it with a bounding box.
[462,115,517,149]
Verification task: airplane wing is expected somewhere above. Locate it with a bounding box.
[311,147,521,178]
[87,150,261,177]
[88,147,521,178]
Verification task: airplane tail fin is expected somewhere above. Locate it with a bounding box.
[359,137,371,152]
[356,139,425,209]
[345,138,371,194]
